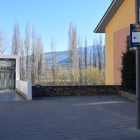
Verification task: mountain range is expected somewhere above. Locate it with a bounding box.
[45,46,105,65]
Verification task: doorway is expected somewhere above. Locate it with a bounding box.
[0,71,15,90]
[0,59,16,91]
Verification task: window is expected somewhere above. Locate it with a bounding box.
[0,59,16,71]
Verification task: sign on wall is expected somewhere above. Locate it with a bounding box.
[130,24,140,47]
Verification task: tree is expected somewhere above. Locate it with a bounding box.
[78,35,83,85]
[93,40,96,68]
[0,29,9,54]
[85,68,100,85]
[68,23,79,84]
[120,38,136,92]
[84,37,88,84]
[12,21,20,55]
[37,35,46,84]
[20,38,26,80]
[84,37,88,69]
[51,37,57,84]
[68,23,78,69]
[25,22,31,81]
[31,26,37,85]
[97,34,102,70]
[26,26,46,85]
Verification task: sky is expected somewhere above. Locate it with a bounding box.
[0,0,111,53]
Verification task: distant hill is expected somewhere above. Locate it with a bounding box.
[45,46,105,65]
[45,51,69,65]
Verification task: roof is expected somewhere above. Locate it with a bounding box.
[94,0,124,33]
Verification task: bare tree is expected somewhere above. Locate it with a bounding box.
[20,38,26,80]
[37,35,46,84]
[89,48,92,67]
[25,22,31,81]
[98,34,102,70]
[93,38,97,68]
[51,37,57,84]
[78,35,83,85]
[12,21,20,55]
[31,26,37,85]
[84,37,88,84]
[68,23,79,85]
[84,37,88,69]
[30,26,46,85]
[0,29,9,54]
[68,23,78,69]
[102,39,105,68]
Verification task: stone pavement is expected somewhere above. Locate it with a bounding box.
[0,91,25,102]
[0,95,140,140]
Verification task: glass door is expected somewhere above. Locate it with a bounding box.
[0,72,12,90]
[1,72,5,90]
[5,72,11,90]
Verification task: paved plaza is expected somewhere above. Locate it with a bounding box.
[0,95,140,140]
[0,91,25,102]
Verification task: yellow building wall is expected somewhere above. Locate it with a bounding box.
[105,0,135,85]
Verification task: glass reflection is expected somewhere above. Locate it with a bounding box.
[0,60,15,70]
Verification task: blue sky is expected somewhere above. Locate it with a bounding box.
[0,0,111,53]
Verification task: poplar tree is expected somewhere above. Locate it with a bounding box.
[31,27,37,84]
[37,35,45,83]
[25,22,31,81]
[51,37,57,84]
[93,38,97,68]
[68,23,78,84]
[20,38,26,80]
[84,37,88,84]
[98,34,102,70]
[68,23,78,69]
[78,35,83,85]
[0,29,9,54]
[12,21,20,55]
[29,26,46,85]
[84,37,88,69]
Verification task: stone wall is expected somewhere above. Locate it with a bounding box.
[117,91,136,102]
[32,85,121,97]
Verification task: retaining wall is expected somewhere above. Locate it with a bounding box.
[117,91,136,102]
[32,85,121,97]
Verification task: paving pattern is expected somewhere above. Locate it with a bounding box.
[0,95,140,140]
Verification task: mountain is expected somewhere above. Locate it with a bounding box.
[45,46,105,65]
[45,51,69,65]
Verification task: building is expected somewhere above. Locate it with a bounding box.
[94,0,138,85]
[0,55,32,100]
[0,55,19,90]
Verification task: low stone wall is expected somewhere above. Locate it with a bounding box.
[32,85,121,97]
[117,91,136,102]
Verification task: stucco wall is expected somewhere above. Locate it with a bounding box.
[105,0,135,85]
[113,26,130,85]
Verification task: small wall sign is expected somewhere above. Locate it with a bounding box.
[130,24,140,47]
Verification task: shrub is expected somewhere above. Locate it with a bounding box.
[120,39,136,93]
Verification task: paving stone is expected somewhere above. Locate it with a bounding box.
[0,95,139,140]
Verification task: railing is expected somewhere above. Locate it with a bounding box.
[16,80,32,100]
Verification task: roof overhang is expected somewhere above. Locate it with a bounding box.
[94,0,125,33]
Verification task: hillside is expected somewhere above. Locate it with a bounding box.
[45,46,105,65]
[45,51,69,65]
